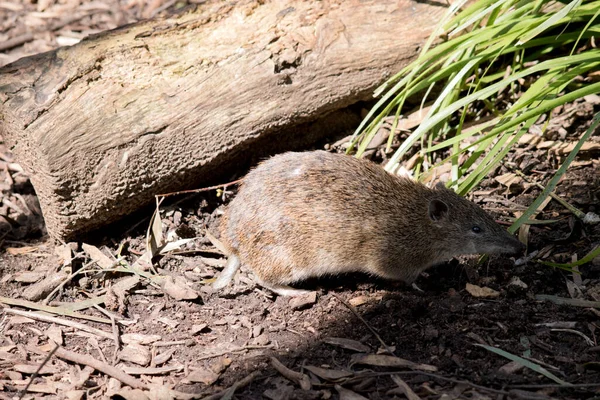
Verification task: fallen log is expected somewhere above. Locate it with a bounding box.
[0,0,447,240]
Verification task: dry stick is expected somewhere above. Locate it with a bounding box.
[513,169,585,219]
[344,371,509,396]
[124,179,243,238]
[3,308,113,340]
[52,347,147,390]
[270,357,311,390]
[196,344,274,361]
[331,292,395,356]
[43,257,115,305]
[93,304,121,364]
[156,179,243,198]
[508,382,600,389]
[122,365,184,375]
[0,296,111,324]
[18,344,60,400]
[390,375,421,400]
[200,370,261,400]
[0,33,34,52]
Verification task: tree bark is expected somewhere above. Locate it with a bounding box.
[0,0,447,240]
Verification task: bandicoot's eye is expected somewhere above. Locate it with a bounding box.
[472,226,482,233]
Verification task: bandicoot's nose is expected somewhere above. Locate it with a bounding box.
[505,237,526,256]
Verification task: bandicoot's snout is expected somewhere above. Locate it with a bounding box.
[503,236,526,256]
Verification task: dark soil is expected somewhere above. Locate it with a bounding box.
[2,2,600,400]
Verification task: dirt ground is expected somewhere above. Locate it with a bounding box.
[2,1,600,400]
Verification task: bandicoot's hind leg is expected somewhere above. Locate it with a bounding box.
[212,254,241,290]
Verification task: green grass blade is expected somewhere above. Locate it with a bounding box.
[475,344,571,386]
[510,111,600,234]
[518,0,583,45]
[384,58,482,172]
[539,245,600,269]
[428,75,600,155]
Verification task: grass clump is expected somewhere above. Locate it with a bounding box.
[350,0,600,233]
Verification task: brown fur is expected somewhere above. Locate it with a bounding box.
[219,151,524,289]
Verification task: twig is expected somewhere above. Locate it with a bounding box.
[93,304,121,363]
[0,296,111,324]
[390,375,421,400]
[270,357,311,390]
[513,169,585,219]
[52,347,147,390]
[535,294,600,308]
[19,344,59,400]
[154,340,190,347]
[156,179,243,198]
[343,371,509,395]
[195,344,274,361]
[507,382,600,389]
[3,308,113,339]
[550,328,595,346]
[0,33,34,53]
[122,365,184,375]
[43,258,119,305]
[200,370,260,400]
[331,292,395,355]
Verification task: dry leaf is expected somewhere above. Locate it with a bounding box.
[119,344,152,366]
[22,270,69,301]
[304,365,353,381]
[14,383,57,394]
[350,354,437,372]
[154,348,176,366]
[160,276,198,300]
[147,204,164,256]
[191,324,208,335]
[499,360,525,374]
[64,390,86,400]
[121,333,162,345]
[335,384,369,400]
[14,364,59,374]
[465,283,500,298]
[13,271,45,283]
[111,388,150,400]
[270,357,311,390]
[495,173,521,188]
[6,246,39,255]
[322,337,370,353]
[82,243,115,269]
[210,357,232,374]
[348,295,382,306]
[289,291,317,310]
[390,375,421,400]
[54,243,73,267]
[45,325,63,345]
[187,368,221,385]
[537,140,556,150]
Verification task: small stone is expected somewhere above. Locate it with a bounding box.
[423,326,439,340]
[187,368,220,385]
[289,291,317,310]
[508,276,528,289]
[252,325,263,338]
[251,333,270,346]
[118,344,151,366]
[191,324,209,335]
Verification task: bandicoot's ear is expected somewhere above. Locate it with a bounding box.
[428,199,449,222]
[435,181,448,190]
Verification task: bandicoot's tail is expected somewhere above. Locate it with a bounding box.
[212,254,241,290]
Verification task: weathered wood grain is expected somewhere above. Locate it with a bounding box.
[0,0,447,239]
